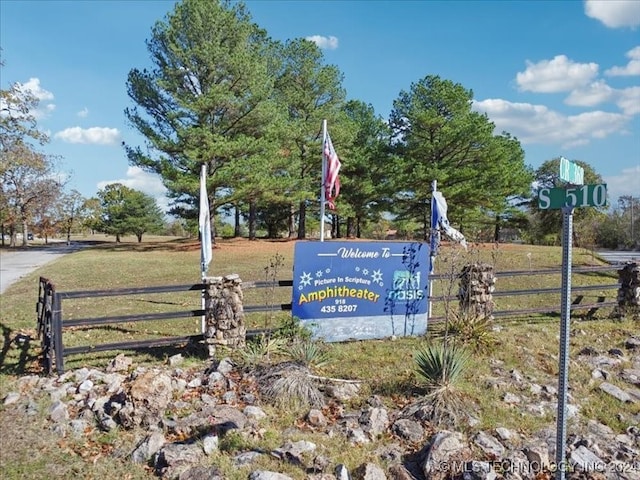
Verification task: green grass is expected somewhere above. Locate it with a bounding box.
[0,236,637,479]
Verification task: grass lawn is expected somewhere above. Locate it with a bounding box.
[0,236,637,479]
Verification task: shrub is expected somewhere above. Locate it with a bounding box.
[446,311,495,351]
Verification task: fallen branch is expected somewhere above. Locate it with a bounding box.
[308,374,362,384]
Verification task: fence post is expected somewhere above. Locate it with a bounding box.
[203,274,246,357]
[53,292,64,375]
[458,263,496,319]
[616,262,640,316]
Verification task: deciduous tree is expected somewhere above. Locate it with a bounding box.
[97,183,165,242]
[1,72,60,246]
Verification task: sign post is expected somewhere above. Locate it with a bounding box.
[555,201,574,480]
[544,157,606,480]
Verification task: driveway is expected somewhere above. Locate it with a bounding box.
[0,243,84,294]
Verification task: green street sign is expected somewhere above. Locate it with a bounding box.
[559,157,584,185]
[538,184,607,210]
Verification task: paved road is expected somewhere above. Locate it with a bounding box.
[596,250,640,265]
[0,243,84,294]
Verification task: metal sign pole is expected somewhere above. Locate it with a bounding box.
[555,202,574,480]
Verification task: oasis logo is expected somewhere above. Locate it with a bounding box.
[388,270,424,301]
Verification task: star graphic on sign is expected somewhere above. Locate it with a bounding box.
[316,270,323,278]
[299,272,312,287]
[362,268,369,275]
[371,269,383,285]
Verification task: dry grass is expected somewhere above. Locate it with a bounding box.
[0,236,637,479]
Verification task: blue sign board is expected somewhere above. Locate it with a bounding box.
[292,241,431,342]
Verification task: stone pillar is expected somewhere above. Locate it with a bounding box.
[616,262,640,312]
[203,274,246,356]
[458,263,496,319]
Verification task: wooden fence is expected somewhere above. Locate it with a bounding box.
[37,265,620,375]
[36,277,293,375]
[428,265,619,321]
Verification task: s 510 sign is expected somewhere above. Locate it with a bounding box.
[538,184,607,210]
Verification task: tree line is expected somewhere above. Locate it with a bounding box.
[1,0,638,249]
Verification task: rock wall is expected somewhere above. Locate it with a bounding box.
[458,263,496,319]
[203,274,245,355]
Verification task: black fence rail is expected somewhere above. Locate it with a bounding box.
[37,265,621,375]
[37,277,293,375]
[428,264,619,321]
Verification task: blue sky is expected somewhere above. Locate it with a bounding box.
[1,0,639,213]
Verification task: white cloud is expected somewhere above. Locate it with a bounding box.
[605,45,640,76]
[564,80,615,107]
[97,166,169,213]
[473,98,630,148]
[54,126,120,145]
[16,77,56,119]
[305,35,339,50]
[18,77,54,101]
[564,79,640,115]
[77,107,89,118]
[616,86,640,115]
[516,55,599,93]
[604,165,640,204]
[584,0,640,28]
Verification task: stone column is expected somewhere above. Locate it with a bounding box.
[616,262,640,314]
[458,263,496,319]
[203,274,246,356]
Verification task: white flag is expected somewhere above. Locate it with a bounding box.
[432,191,467,250]
[199,164,212,275]
[323,130,341,210]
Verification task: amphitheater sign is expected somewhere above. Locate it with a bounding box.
[292,241,430,342]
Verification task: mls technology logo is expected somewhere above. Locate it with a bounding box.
[388,270,424,301]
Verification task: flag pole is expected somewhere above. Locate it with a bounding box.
[320,119,327,242]
[428,179,437,322]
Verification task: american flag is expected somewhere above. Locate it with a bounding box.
[323,131,341,210]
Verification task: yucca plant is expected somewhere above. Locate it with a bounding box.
[414,341,470,426]
[239,333,287,367]
[285,339,331,369]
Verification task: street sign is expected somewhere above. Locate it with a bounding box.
[559,157,584,185]
[545,159,599,480]
[538,184,607,210]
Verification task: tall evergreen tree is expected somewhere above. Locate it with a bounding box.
[389,75,531,240]
[341,100,392,238]
[124,0,277,243]
[273,38,348,239]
